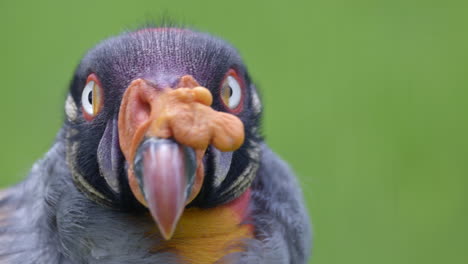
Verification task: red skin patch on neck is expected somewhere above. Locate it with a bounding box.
[225,188,252,220]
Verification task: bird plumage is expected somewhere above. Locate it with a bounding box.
[0,27,311,264]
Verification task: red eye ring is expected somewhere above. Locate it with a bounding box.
[82,73,104,121]
[220,69,245,114]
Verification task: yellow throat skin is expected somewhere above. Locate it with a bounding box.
[149,190,253,264]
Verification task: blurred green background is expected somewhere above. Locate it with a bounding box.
[1,0,467,263]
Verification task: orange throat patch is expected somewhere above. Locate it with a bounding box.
[149,189,253,263]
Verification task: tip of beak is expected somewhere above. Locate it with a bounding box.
[160,226,176,241]
[151,207,180,240]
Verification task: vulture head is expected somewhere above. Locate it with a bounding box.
[64,28,262,240]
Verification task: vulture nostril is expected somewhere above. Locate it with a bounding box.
[134,95,151,126]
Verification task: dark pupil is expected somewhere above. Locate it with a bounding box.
[228,86,233,97]
[88,90,93,105]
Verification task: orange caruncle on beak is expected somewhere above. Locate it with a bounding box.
[118,75,244,240]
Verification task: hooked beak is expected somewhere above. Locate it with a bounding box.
[117,76,245,240]
[133,138,196,239]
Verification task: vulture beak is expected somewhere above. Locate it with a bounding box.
[118,76,245,240]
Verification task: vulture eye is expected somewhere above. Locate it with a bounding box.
[81,74,103,120]
[220,70,243,111]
